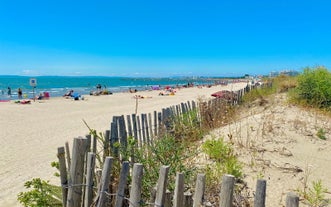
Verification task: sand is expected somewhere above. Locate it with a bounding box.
[0,82,246,206]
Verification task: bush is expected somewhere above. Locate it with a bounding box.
[294,66,331,109]
[17,178,62,207]
[134,135,197,200]
[202,138,243,189]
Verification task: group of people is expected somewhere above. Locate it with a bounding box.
[4,86,50,101]
[5,87,23,99]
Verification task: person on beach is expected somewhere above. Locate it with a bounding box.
[7,87,11,97]
[18,88,22,99]
[63,90,74,98]
[96,84,102,91]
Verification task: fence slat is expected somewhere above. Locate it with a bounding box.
[219,174,235,207]
[57,147,68,207]
[154,165,170,207]
[84,152,96,207]
[67,137,87,207]
[137,116,142,146]
[141,114,147,144]
[65,141,71,173]
[153,111,157,137]
[148,113,153,143]
[115,161,130,207]
[110,121,119,158]
[173,173,185,207]
[254,179,267,207]
[103,130,110,160]
[119,115,128,150]
[184,192,193,207]
[132,114,138,146]
[193,173,205,207]
[126,114,133,137]
[129,163,144,207]
[96,156,114,207]
[285,192,299,207]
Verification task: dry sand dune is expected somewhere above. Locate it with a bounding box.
[206,93,331,206]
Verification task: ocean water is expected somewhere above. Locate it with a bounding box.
[0,76,219,100]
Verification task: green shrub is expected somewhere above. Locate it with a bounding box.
[202,138,243,189]
[17,178,62,207]
[134,135,197,200]
[294,66,331,109]
[316,128,326,140]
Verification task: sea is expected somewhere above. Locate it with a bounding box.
[0,75,226,100]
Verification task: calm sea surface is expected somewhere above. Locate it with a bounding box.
[0,76,221,100]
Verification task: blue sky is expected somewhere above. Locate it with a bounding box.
[0,0,330,77]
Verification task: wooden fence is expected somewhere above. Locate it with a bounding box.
[57,83,304,207]
[58,138,300,207]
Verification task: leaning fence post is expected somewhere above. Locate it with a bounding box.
[115,161,130,207]
[96,156,114,207]
[57,147,68,207]
[219,174,235,207]
[129,163,144,207]
[84,152,96,207]
[67,137,87,207]
[173,173,184,207]
[285,192,299,207]
[154,165,170,207]
[193,173,205,207]
[254,179,267,207]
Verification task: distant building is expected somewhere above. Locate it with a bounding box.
[269,70,299,77]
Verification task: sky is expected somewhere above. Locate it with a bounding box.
[0,0,331,77]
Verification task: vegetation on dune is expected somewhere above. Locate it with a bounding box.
[292,66,331,110]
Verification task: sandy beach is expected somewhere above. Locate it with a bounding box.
[1,81,330,207]
[0,82,246,206]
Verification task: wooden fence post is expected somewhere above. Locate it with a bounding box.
[67,137,87,207]
[141,113,147,144]
[254,179,266,207]
[158,112,163,136]
[129,163,144,207]
[104,130,110,159]
[184,192,193,207]
[84,152,96,207]
[285,192,299,207]
[96,156,114,207]
[173,173,185,207]
[164,190,172,207]
[85,134,91,153]
[148,113,153,144]
[110,121,119,158]
[137,116,142,147]
[219,174,235,207]
[193,173,205,207]
[126,114,133,137]
[119,115,128,152]
[65,141,71,173]
[57,147,68,207]
[153,111,158,137]
[132,114,138,146]
[154,165,170,207]
[115,161,130,207]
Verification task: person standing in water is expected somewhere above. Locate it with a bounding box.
[7,87,11,97]
[18,88,23,99]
